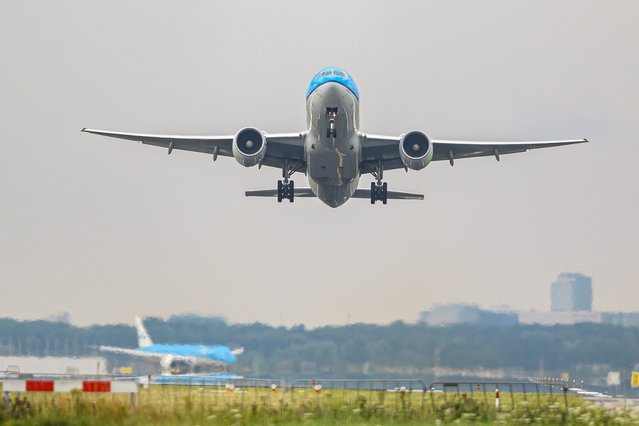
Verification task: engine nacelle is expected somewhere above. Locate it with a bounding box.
[233,127,267,167]
[399,131,433,170]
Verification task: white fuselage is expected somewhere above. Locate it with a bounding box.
[305,82,361,207]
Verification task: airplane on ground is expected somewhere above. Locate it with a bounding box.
[83,67,587,208]
[98,317,243,375]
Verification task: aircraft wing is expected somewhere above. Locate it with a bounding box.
[98,345,203,363]
[361,135,588,171]
[81,128,305,171]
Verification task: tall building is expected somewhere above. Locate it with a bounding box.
[550,273,592,312]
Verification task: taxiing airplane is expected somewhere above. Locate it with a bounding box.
[83,67,587,208]
[98,317,243,375]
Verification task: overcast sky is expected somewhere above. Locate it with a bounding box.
[0,1,637,327]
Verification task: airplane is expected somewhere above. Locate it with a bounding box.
[98,316,243,375]
[82,66,587,208]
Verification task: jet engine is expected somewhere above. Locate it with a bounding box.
[399,131,433,170]
[233,127,266,167]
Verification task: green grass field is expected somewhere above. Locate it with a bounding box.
[1,384,637,425]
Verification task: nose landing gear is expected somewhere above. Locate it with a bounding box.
[326,107,338,138]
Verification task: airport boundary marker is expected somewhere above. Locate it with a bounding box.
[2,379,137,393]
[2,375,138,414]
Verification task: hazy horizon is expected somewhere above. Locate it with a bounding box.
[0,272,625,328]
[1,1,637,327]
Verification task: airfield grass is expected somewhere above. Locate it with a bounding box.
[1,384,637,425]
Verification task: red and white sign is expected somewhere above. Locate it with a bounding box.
[3,380,137,393]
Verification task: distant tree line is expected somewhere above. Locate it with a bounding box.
[1,315,638,381]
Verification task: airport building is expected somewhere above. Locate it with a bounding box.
[550,273,592,312]
[419,304,518,326]
[422,272,639,327]
[0,356,107,375]
[518,272,597,325]
[518,311,602,325]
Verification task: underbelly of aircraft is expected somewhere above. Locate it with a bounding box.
[304,81,361,207]
[306,144,360,207]
[308,149,357,180]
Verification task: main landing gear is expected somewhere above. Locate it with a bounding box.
[277,179,294,203]
[277,158,301,203]
[370,160,388,205]
[370,181,388,204]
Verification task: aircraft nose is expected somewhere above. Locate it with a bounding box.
[320,82,342,97]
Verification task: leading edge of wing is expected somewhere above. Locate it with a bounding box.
[98,345,196,361]
[82,128,305,170]
[81,128,234,157]
[431,138,588,161]
[362,135,587,167]
[81,128,234,142]
[364,134,588,146]
[81,128,303,144]
[433,138,588,148]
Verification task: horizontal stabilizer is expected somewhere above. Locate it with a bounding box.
[245,188,315,197]
[245,188,423,200]
[352,189,424,200]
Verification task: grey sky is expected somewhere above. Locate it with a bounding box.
[0,1,637,327]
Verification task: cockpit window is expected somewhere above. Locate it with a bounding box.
[319,70,347,78]
[307,68,359,99]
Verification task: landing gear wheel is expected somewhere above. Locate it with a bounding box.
[382,182,388,205]
[370,181,388,205]
[277,180,294,203]
[370,159,388,205]
[370,182,376,204]
[277,158,299,204]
